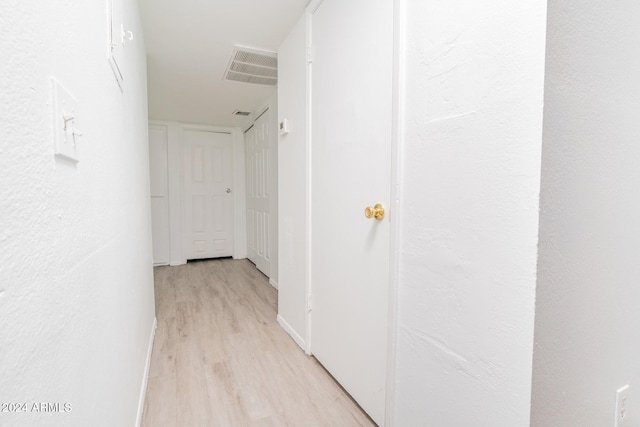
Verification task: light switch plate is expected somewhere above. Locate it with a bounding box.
[616,385,630,426]
[51,78,80,162]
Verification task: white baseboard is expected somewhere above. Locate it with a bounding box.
[135,317,157,427]
[269,278,278,289]
[277,314,305,350]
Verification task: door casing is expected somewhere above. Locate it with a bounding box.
[147,121,247,265]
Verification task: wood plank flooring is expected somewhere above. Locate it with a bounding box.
[142,258,375,427]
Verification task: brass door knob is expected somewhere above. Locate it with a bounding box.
[364,204,385,220]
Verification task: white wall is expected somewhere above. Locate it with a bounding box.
[268,91,280,287]
[276,15,308,348]
[0,0,156,426]
[392,0,547,425]
[531,1,640,425]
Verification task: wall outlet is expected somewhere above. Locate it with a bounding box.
[615,385,630,426]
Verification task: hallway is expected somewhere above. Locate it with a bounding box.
[142,259,374,426]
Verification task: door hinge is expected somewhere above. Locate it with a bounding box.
[307,294,313,312]
[306,46,314,64]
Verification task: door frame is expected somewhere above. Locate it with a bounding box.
[148,123,171,266]
[304,0,403,425]
[148,120,246,265]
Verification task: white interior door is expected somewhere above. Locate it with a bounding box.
[245,110,272,276]
[310,0,393,424]
[182,130,234,260]
[149,124,170,265]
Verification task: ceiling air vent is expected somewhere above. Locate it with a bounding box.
[224,45,277,86]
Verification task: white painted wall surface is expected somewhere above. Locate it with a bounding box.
[392,0,547,425]
[531,1,640,425]
[0,0,156,426]
[276,15,308,348]
[268,93,279,287]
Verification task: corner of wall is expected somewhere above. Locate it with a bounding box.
[277,314,306,350]
[275,12,308,353]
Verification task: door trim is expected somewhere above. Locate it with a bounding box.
[384,0,405,424]
[148,123,171,266]
[304,0,401,424]
[304,0,320,358]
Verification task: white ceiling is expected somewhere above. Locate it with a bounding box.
[139,0,309,127]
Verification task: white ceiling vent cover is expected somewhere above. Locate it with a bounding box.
[224,46,277,86]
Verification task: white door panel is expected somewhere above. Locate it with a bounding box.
[310,0,393,424]
[246,110,272,275]
[183,130,234,260]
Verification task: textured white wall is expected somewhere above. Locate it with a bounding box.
[392,0,547,424]
[276,15,308,348]
[531,1,640,425]
[0,0,156,426]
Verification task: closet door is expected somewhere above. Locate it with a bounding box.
[245,110,272,275]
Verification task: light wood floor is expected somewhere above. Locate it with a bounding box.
[142,258,375,427]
